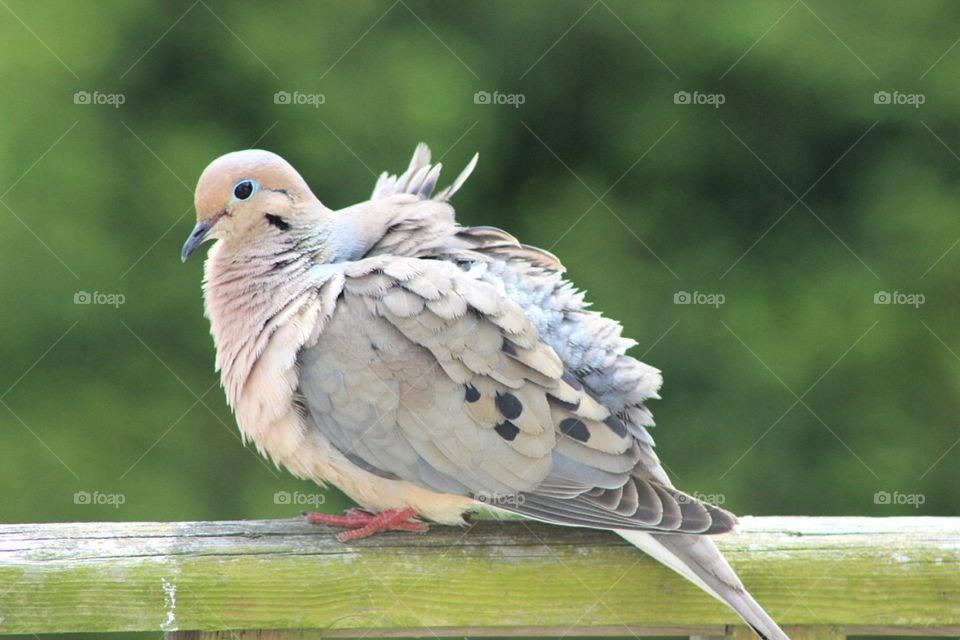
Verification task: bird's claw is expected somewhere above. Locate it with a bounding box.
[304,507,429,540]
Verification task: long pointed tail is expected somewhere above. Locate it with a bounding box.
[616,530,789,640]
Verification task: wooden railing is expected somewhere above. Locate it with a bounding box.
[1,517,957,638]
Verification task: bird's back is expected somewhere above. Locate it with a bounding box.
[354,191,671,485]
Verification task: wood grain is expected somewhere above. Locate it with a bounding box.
[0,516,957,636]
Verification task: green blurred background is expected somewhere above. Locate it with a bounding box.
[1,0,958,636]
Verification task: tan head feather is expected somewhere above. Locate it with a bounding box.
[193,149,317,222]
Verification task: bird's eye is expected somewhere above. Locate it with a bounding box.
[233,180,255,200]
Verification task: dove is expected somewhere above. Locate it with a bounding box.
[182,144,788,640]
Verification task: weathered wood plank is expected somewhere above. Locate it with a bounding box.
[0,517,957,636]
[168,627,730,639]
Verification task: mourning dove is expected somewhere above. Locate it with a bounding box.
[182,144,788,640]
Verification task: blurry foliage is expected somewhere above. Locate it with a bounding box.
[1,3,959,632]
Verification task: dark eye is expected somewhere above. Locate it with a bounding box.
[233,180,254,200]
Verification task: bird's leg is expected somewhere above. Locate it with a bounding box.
[304,507,429,541]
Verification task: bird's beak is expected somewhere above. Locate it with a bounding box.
[181,213,223,262]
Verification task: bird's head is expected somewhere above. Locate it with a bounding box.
[182,149,324,262]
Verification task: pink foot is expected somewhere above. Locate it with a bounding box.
[304,507,429,541]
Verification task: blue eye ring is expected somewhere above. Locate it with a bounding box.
[233,179,257,200]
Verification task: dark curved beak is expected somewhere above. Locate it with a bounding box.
[181,214,221,262]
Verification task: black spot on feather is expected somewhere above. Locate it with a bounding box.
[495,392,523,419]
[603,415,628,438]
[559,418,590,442]
[494,421,520,441]
[464,384,480,403]
[501,340,517,356]
[547,393,580,411]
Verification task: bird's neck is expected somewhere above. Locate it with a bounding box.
[201,239,322,408]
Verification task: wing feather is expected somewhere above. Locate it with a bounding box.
[298,256,733,534]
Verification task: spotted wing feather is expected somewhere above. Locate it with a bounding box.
[297,256,733,534]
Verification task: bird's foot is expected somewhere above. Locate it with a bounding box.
[304,507,429,541]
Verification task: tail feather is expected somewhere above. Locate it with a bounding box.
[617,530,789,640]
